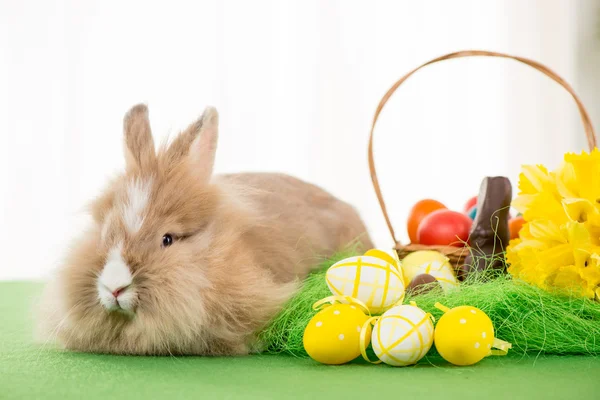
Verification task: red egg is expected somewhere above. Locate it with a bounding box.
[406,199,447,243]
[417,210,473,247]
[463,196,478,213]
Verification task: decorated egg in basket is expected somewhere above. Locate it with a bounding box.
[401,250,458,293]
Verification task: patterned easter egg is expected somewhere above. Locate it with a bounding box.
[303,304,371,365]
[401,251,458,293]
[434,305,495,366]
[371,304,434,366]
[326,254,405,314]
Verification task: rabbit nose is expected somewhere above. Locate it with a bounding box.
[111,285,130,298]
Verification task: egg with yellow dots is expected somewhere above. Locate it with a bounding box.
[326,251,405,314]
[303,303,372,365]
[401,250,458,293]
[369,304,434,366]
[433,304,496,366]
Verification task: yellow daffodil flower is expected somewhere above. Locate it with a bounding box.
[507,148,600,300]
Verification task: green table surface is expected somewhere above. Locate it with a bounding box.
[1,281,598,400]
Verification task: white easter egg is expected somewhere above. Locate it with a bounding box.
[326,255,405,314]
[371,304,434,366]
[401,251,458,293]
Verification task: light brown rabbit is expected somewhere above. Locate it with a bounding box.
[37,104,373,355]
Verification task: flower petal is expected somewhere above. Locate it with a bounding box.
[527,220,563,242]
[562,198,596,223]
[555,162,578,198]
[519,165,551,194]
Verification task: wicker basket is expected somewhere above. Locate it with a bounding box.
[368,50,598,268]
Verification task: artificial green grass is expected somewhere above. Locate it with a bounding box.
[259,252,600,358]
[1,280,599,399]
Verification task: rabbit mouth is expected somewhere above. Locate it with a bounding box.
[96,243,137,314]
[110,305,136,319]
[97,282,137,314]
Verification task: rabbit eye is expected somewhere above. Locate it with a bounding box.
[162,234,173,247]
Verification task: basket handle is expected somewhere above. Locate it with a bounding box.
[368,50,597,245]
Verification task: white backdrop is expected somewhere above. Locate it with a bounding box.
[1,0,599,280]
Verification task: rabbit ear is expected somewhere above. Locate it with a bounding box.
[186,107,219,183]
[163,115,203,164]
[123,104,157,172]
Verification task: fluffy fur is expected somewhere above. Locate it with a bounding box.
[37,104,373,355]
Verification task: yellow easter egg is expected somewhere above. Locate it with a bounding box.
[434,305,495,366]
[371,305,434,366]
[326,255,405,314]
[401,251,458,293]
[303,304,371,365]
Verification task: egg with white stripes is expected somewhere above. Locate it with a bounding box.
[370,304,434,366]
[401,250,458,293]
[326,250,405,314]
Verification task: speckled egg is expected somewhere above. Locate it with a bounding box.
[434,305,495,366]
[303,303,371,365]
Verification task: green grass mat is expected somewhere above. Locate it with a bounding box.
[1,281,599,400]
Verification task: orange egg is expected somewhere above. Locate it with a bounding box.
[509,216,525,239]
